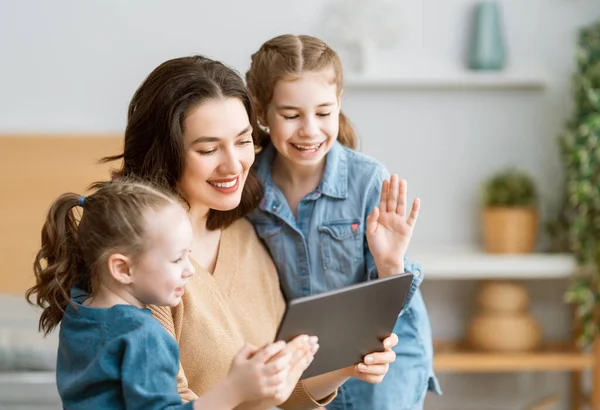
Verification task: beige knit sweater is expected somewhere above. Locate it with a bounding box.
[151,219,335,410]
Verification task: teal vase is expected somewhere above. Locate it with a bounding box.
[468,1,507,70]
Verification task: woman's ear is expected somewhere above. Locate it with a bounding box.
[107,253,134,285]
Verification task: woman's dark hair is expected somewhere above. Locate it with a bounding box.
[103,55,263,230]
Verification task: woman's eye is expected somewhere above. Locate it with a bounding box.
[282,114,299,120]
[317,112,331,117]
[197,149,216,156]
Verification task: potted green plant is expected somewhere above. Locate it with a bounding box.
[481,168,538,253]
[552,20,600,347]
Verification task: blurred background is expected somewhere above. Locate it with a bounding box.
[1,0,599,409]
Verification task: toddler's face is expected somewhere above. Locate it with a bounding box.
[132,204,195,307]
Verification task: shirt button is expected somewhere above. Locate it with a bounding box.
[415,269,421,277]
[273,205,278,211]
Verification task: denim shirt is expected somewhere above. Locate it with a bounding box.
[248,142,441,410]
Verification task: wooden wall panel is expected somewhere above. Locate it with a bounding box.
[0,135,123,294]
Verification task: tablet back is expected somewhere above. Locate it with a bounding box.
[275,273,414,379]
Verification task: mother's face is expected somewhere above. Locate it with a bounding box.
[179,97,256,213]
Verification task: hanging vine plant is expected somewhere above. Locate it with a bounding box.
[554,19,600,346]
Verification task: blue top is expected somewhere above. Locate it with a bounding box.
[56,289,194,410]
[249,142,441,410]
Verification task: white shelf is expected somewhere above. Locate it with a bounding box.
[0,372,55,384]
[410,247,576,280]
[344,69,548,91]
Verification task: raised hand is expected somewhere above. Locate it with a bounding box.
[366,175,420,278]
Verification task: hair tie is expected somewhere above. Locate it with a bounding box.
[78,196,86,207]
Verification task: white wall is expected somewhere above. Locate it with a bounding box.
[1,0,598,245]
[2,0,599,408]
[0,0,328,131]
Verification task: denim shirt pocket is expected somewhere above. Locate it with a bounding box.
[318,219,362,274]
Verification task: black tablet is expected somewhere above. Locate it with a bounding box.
[274,273,414,379]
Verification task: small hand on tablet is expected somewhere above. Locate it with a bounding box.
[272,334,320,399]
[346,332,398,384]
[233,334,318,410]
[234,332,398,409]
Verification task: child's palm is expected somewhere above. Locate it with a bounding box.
[366,176,419,278]
[229,342,290,402]
[230,336,317,409]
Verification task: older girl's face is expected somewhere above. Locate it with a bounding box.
[264,68,340,170]
[179,98,255,214]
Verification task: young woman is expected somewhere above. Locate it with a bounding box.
[101,55,400,410]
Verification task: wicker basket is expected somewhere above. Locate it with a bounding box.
[482,207,538,253]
